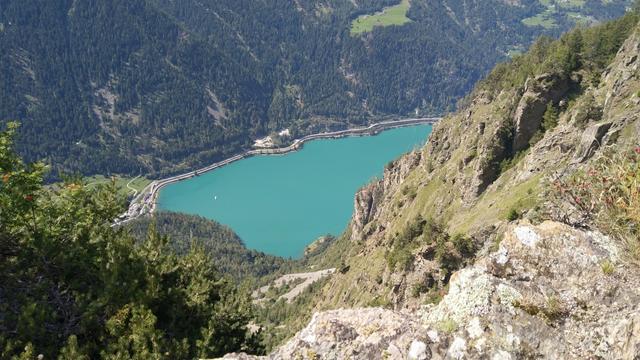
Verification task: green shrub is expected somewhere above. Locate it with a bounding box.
[601,260,615,275]
[506,208,520,221]
[0,123,261,359]
[435,233,476,278]
[424,290,444,305]
[411,283,429,298]
[528,130,544,147]
[423,217,447,244]
[552,148,640,256]
[385,216,429,271]
[542,102,559,131]
[437,319,458,333]
[386,218,476,286]
[386,247,414,271]
[423,284,448,305]
[499,150,527,174]
[571,94,603,127]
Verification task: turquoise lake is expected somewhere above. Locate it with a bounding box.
[158,124,432,258]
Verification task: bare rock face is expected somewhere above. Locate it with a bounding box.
[466,121,511,199]
[224,222,640,360]
[270,308,429,360]
[350,151,421,241]
[419,221,640,359]
[513,73,570,152]
[382,151,422,191]
[351,180,384,241]
[221,308,429,360]
[572,121,612,163]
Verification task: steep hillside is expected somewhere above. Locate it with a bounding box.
[0,0,271,178]
[127,212,294,282]
[0,0,632,179]
[231,10,640,358]
[0,132,264,359]
[300,7,640,312]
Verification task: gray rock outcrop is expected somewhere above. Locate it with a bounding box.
[351,151,421,241]
[572,121,612,163]
[513,73,570,152]
[351,180,384,241]
[222,222,640,360]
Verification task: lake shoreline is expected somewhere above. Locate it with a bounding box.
[116,117,439,226]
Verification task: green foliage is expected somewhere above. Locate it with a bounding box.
[0,124,260,359]
[386,246,414,271]
[127,212,294,281]
[571,93,603,127]
[385,216,427,271]
[1,0,631,178]
[476,12,639,97]
[411,282,429,298]
[499,150,527,174]
[423,289,445,305]
[542,102,560,130]
[551,148,640,256]
[435,233,476,277]
[350,0,411,35]
[13,343,36,360]
[385,216,476,281]
[600,260,615,275]
[437,318,458,334]
[58,336,89,360]
[506,208,521,221]
[101,305,165,360]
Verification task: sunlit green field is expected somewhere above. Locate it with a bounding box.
[522,0,612,29]
[351,0,411,35]
[84,175,151,197]
[47,175,151,200]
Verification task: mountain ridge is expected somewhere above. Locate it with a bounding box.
[230,9,640,358]
[1,0,632,179]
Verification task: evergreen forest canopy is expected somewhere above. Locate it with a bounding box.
[0,0,632,179]
[2,3,640,359]
[0,123,263,359]
[127,212,295,282]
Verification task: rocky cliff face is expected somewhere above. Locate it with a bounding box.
[224,221,640,359]
[351,151,422,241]
[512,73,570,152]
[225,20,640,360]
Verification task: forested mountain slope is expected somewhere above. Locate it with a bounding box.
[1,0,272,178]
[127,212,294,282]
[0,0,632,178]
[236,8,640,358]
[0,125,266,359]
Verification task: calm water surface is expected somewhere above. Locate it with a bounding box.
[158,125,432,258]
